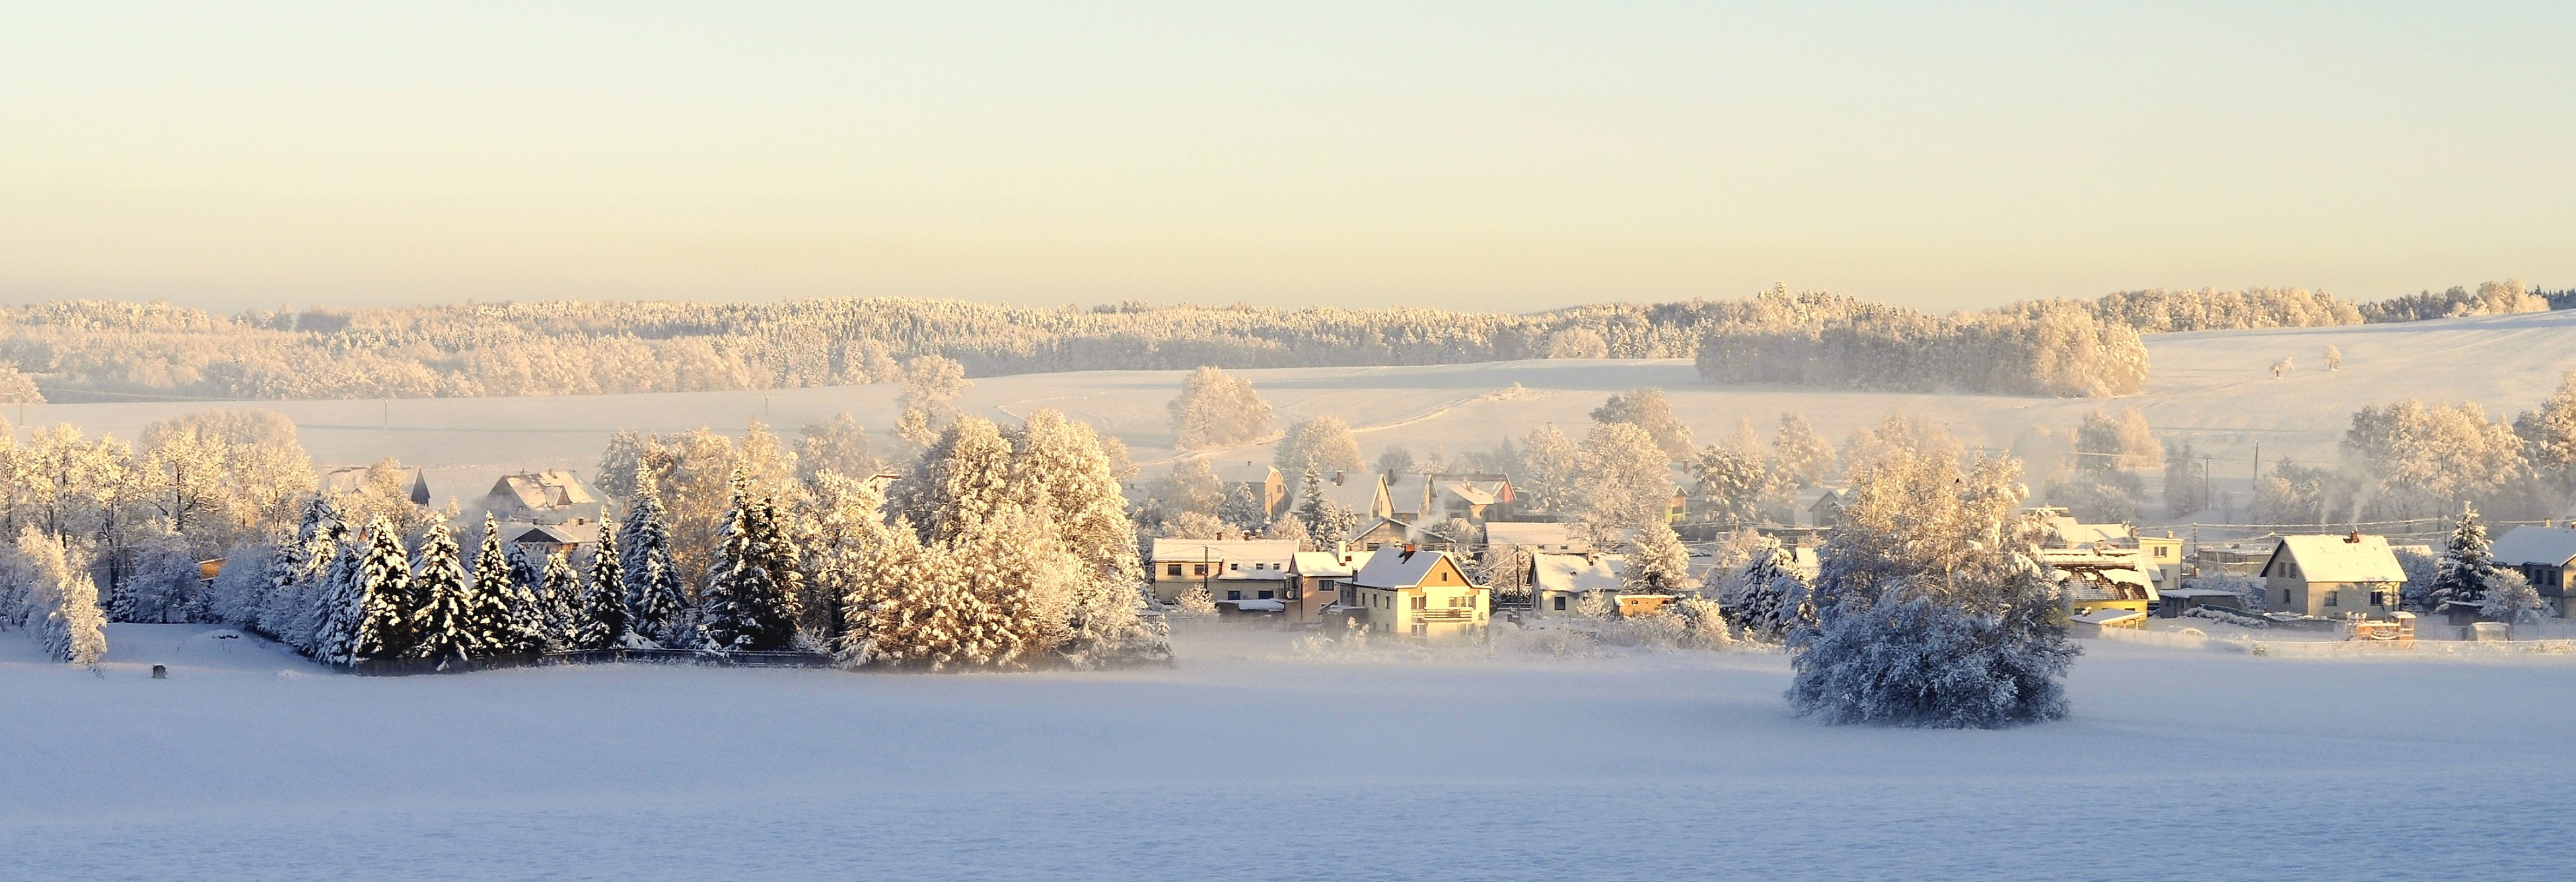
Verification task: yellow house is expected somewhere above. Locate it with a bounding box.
[2039,547,2159,620]
[1342,548,1489,641]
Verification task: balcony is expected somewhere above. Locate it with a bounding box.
[1409,608,1481,622]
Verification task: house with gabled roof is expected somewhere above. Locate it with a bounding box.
[481,470,602,526]
[1342,547,1489,640]
[1285,547,1373,622]
[1215,461,1289,521]
[2260,533,2406,617]
[1147,538,1297,604]
[2491,525,2576,616]
[1485,521,1588,555]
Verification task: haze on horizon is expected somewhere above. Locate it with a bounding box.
[4,2,2570,316]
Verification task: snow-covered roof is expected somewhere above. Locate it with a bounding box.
[2159,587,2246,599]
[487,470,597,510]
[1485,521,1583,550]
[2492,526,2576,568]
[1442,480,1497,507]
[1149,539,1298,566]
[504,522,598,546]
[1215,461,1277,484]
[1384,476,1432,514]
[2272,534,2407,583]
[2041,513,2135,548]
[1321,472,1384,517]
[1351,548,1468,589]
[1289,550,1371,578]
[1530,552,1626,595]
[1218,599,1285,612]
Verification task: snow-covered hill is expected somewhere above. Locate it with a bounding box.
[17,310,2576,507]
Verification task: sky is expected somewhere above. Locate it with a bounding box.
[3,1,2571,316]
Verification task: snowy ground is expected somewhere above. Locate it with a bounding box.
[18,310,2576,508]
[7,623,2575,880]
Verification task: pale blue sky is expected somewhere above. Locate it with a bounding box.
[3,1,2570,314]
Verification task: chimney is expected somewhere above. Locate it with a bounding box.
[2345,531,2362,544]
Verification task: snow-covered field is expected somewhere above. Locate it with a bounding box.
[18,311,2576,505]
[6,622,2575,881]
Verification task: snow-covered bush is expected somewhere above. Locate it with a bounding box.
[2480,570,2550,624]
[1787,590,2077,729]
[2182,606,2268,628]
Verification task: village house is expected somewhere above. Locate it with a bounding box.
[2260,533,2406,618]
[1216,461,1290,521]
[2491,525,2576,616]
[1380,472,1515,525]
[1484,521,1588,555]
[2035,508,2185,592]
[1146,538,1298,604]
[1340,547,1490,640]
[1284,546,1374,623]
[2038,546,2158,628]
[1349,516,1413,552]
[1523,551,1677,618]
[474,470,605,554]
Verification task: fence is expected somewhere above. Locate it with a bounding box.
[348,647,834,677]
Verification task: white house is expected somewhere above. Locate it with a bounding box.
[2260,533,2406,617]
[1342,548,1489,640]
[1147,538,1299,604]
[1484,521,1589,555]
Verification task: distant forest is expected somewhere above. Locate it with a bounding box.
[0,280,2552,404]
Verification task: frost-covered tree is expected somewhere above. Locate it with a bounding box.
[11,527,108,665]
[2163,442,2207,517]
[2324,345,2343,371]
[1571,422,1675,542]
[1374,446,1415,478]
[2344,400,2529,519]
[2481,569,2549,624]
[256,495,342,647]
[1544,327,1610,358]
[2075,407,2161,471]
[1516,424,1581,515]
[410,519,476,663]
[2515,373,2576,499]
[1478,542,1532,606]
[2431,505,2497,612]
[1274,416,1363,476]
[2272,357,2294,379]
[1261,511,1314,550]
[1217,483,1269,533]
[309,536,367,665]
[895,354,972,449]
[526,550,579,648]
[1172,583,1219,617]
[796,413,879,489]
[1168,366,1273,450]
[1624,517,1692,595]
[1688,439,1775,527]
[1590,388,1694,460]
[1772,412,1834,489]
[1003,410,1167,668]
[795,470,891,645]
[619,469,687,647]
[0,364,42,404]
[348,515,415,662]
[1790,414,2077,728]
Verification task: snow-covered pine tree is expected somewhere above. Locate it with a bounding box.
[410,518,477,663]
[1624,517,1692,595]
[309,533,367,665]
[620,468,687,647]
[1772,412,1835,489]
[895,416,1015,544]
[348,515,416,662]
[1294,464,1331,539]
[699,476,804,652]
[2431,505,2497,612]
[1719,539,1809,640]
[261,494,344,651]
[569,515,631,651]
[472,513,546,655]
[533,550,583,651]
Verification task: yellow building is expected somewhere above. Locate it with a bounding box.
[1341,548,1490,641]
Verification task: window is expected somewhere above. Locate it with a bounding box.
[1258,590,1274,600]
[1412,596,1427,610]
[1166,564,1182,577]
[1227,591,1242,601]
[2324,591,2338,607]
[1553,597,1567,610]
[1452,596,1470,608]
[2370,591,2388,607]
[1229,563,1238,571]
[1192,564,1208,576]
[2279,589,2290,605]
[2155,547,2170,558]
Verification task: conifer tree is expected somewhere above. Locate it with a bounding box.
[700,477,804,652]
[349,515,416,661]
[1295,465,1331,540]
[410,519,477,663]
[536,550,582,650]
[570,517,630,651]
[2431,504,2496,610]
[1624,517,1692,595]
[472,513,546,654]
[310,536,367,665]
[620,469,687,647]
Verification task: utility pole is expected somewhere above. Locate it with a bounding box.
[2201,453,2215,511]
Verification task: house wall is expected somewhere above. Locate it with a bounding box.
[2266,577,2399,617]
[1351,583,1489,640]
